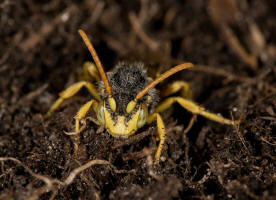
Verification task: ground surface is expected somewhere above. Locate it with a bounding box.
[0,0,276,199]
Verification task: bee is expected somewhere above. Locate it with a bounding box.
[46,29,239,163]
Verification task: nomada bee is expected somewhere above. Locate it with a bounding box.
[46,29,239,163]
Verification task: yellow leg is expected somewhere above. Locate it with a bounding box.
[147,113,166,164]
[153,97,239,125]
[73,99,98,155]
[160,81,192,99]
[75,100,98,132]
[45,81,100,117]
[80,61,101,81]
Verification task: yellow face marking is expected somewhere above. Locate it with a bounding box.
[104,104,141,137]
[108,97,116,112]
[147,95,152,102]
[126,100,137,114]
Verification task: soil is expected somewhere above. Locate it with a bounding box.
[0,0,276,199]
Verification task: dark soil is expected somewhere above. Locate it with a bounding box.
[0,0,276,199]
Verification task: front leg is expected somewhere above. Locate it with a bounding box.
[147,113,166,164]
[72,99,98,156]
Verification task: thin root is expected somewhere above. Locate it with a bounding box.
[0,157,132,199]
[64,119,87,136]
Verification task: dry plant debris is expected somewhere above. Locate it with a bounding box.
[0,0,276,199]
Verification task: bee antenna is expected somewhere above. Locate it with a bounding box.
[135,63,194,100]
[78,29,112,95]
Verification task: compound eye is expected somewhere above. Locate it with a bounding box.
[96,102,106,125]
[137,104,148,129]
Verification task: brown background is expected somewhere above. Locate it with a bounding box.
[0,0,275,199]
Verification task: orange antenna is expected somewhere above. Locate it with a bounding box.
[78,29,112,95]
[135,63,194,100]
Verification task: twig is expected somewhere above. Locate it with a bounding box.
[231,112,249,154]
[102,34,129,55]
[0,0,11,8]
[197,168,211,185]
[0,157,131,199]
[171,60,276,93]
[62,159,110,185]
[191,64,253,83]
[183,114,197,135]
[145,148,163,181]
[19,6,78,52]
[64,119,87,136]
[122,147,156,161]
[128,12,159,51]
[90,1,105,24]
[0,157,55,189]
[0,50,10,65]
[19,84,48,104]
[260,137,276,146]
[208,0,258,70]
[223,25,258,70]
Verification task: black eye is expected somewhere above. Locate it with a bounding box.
[96,102,105,125]
[137,104,148,129]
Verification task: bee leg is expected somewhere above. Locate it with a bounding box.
[160,81,192,99]
[45,81,100,117]
[80,61,101,81]
[155,97,240,125]
[159,81,194,132]
[75,100,98,132]
[73,100,98,156]
[147,113,166,164]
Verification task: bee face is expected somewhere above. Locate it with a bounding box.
[96,101,148,137]
[94,62,157,137]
